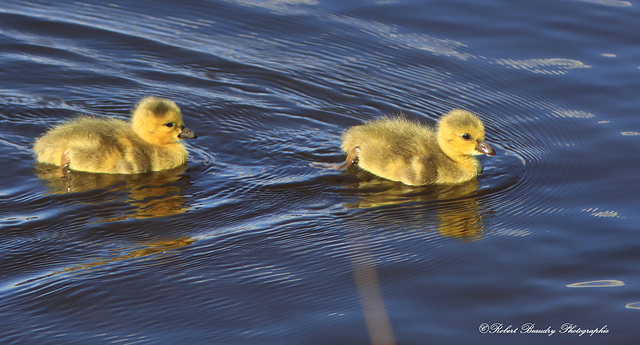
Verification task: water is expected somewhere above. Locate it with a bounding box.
[1,0,639,344]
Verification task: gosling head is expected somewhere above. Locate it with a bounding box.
[131,96,197,146]
[436,109,495,159]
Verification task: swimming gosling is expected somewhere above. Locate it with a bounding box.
[340,109,495,185]
[33,96,197,174]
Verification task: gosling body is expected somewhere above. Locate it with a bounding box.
[340,109,495,186]
[33,97,197,174]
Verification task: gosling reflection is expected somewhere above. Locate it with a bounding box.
[61,237,196,274]
[15,238,195,287]
[344,179,485,344]
[34,163,191,220]
[345,178,485,241]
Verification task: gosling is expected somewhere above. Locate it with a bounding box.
[340,109,495,186]
[33,96,197,174]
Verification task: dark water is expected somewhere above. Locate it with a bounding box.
[1,0,639,344]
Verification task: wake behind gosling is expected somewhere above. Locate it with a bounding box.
[33,96,197,174]
[340,109,495,186]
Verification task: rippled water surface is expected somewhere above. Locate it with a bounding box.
[2,0,640,344]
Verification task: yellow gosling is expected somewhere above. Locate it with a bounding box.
[340,109,495,186]
[33,96,197,174]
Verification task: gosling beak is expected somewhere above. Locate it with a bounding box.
[476,140,496,156]
[178,127,197,139]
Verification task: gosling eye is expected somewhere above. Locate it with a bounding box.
[164,122,174,128]
[461,133,472,140]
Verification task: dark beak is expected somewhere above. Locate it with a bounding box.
[476,140,495,156]
[178,127,197,139]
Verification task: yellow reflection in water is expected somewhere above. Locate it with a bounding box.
[346,178,485,241]
[61,237,196,274]
[345,178,486,345]
[15,237,195,287]
[34,164,191,221]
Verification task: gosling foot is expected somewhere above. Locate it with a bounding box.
[338,146,360,170]
[60,151,72,180]
[309,147,360,171]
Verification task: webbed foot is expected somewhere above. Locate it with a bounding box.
[338,146,360,170]
[60,151,72,190]
[309,147,361,171]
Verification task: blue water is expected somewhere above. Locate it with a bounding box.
[1,0,639,344]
